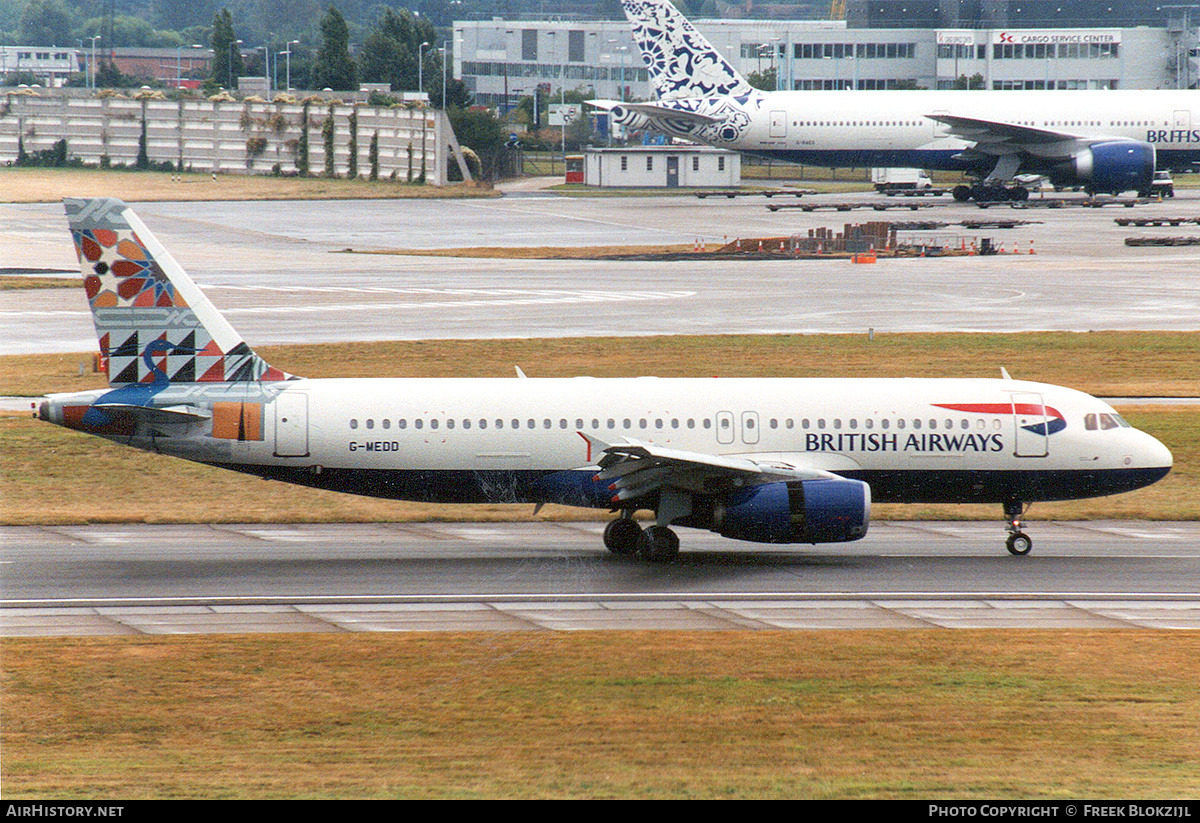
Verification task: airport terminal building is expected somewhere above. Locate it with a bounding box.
[452,0,1198,106]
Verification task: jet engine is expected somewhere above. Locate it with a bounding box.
[707,478,870,544]
[1066,140,1156,195]
[607,104,652,132]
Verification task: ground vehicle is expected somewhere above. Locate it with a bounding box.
[1142,171,1174,198]
[872,168,939,195]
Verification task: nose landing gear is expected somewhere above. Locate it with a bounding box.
[1004,501,1033,555]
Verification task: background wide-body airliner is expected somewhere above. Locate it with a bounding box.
[594,0,1200,202]
[36,198,1173,560]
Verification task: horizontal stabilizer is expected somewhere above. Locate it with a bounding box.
[93,402,213,422]
[611,102,721,126]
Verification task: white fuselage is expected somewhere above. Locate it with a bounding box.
[46,376,1168,509]
[627,89,1199,174]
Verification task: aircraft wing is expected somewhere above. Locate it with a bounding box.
[927,113,1095,158]
[581,433,843,505]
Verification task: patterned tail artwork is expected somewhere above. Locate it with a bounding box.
[65,198,292,386]
[620,0,754,100]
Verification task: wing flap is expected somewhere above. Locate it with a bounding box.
[929,113,1083,146]
[580,433,850,505]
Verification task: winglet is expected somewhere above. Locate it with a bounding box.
[1001,367,1013,380]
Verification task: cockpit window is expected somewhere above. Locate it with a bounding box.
[1086,412,1130,431]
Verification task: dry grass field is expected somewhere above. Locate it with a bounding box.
[4,631,1199,799]
[0,167,496,204]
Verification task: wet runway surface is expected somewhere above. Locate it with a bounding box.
[4,521,1198,634]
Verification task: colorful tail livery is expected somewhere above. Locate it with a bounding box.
[40,198,1172,560]
[620,0,752,100]
[67,197,291,386]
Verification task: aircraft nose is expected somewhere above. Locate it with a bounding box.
[1143,432,1173,470]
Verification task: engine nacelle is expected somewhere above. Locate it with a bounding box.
[1070,140,1156,195]
[711,479,870,544]
[608,105,651,132]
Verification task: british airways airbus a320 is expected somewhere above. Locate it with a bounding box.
[593,0,1200,202]
[38,199,1171,560]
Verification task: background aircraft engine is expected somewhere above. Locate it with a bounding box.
[711,479,870,544]
[1068,140,1156,194]
[608,105,651,131]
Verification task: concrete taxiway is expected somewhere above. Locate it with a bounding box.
[3,521,1198,635]
[2,190,1199,355]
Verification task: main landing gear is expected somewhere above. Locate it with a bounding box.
[953,184,1030,203]
[603,514,680,562]
[1004,501,1033,556]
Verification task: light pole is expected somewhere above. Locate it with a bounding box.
[175,44,202,89]
[283,41,298,91]
[418,41,430,97]
[260,44,270,95]
[441,42,448,108]
[89,35,101,90]
[229,39,242,88]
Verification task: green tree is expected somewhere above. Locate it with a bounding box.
[313,6,356,91]
[210,9,244,89]
[357,7,438,94]
[448,108,506,181]
[322,106,336,177]
[347,107,358,178]
[368,130,379,181]
[746,68,777,91]
[17,0,75,47]
[77,15,184,48]
[297,100,311,175]
[136,109,150,169]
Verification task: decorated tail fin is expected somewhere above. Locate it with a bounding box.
[620,0,754,100]
[65,197,292,386]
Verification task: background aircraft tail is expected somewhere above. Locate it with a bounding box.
[621,0,754,99]
[65,197,292,386]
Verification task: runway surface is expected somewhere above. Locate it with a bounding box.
[3,521,1198,635]
[3,191,1200,354]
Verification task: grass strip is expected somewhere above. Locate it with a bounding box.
[3,631,1199,799]
[0,167,496,204]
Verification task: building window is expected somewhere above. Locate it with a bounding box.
[522,29,538,61]
[569,30,585,62]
